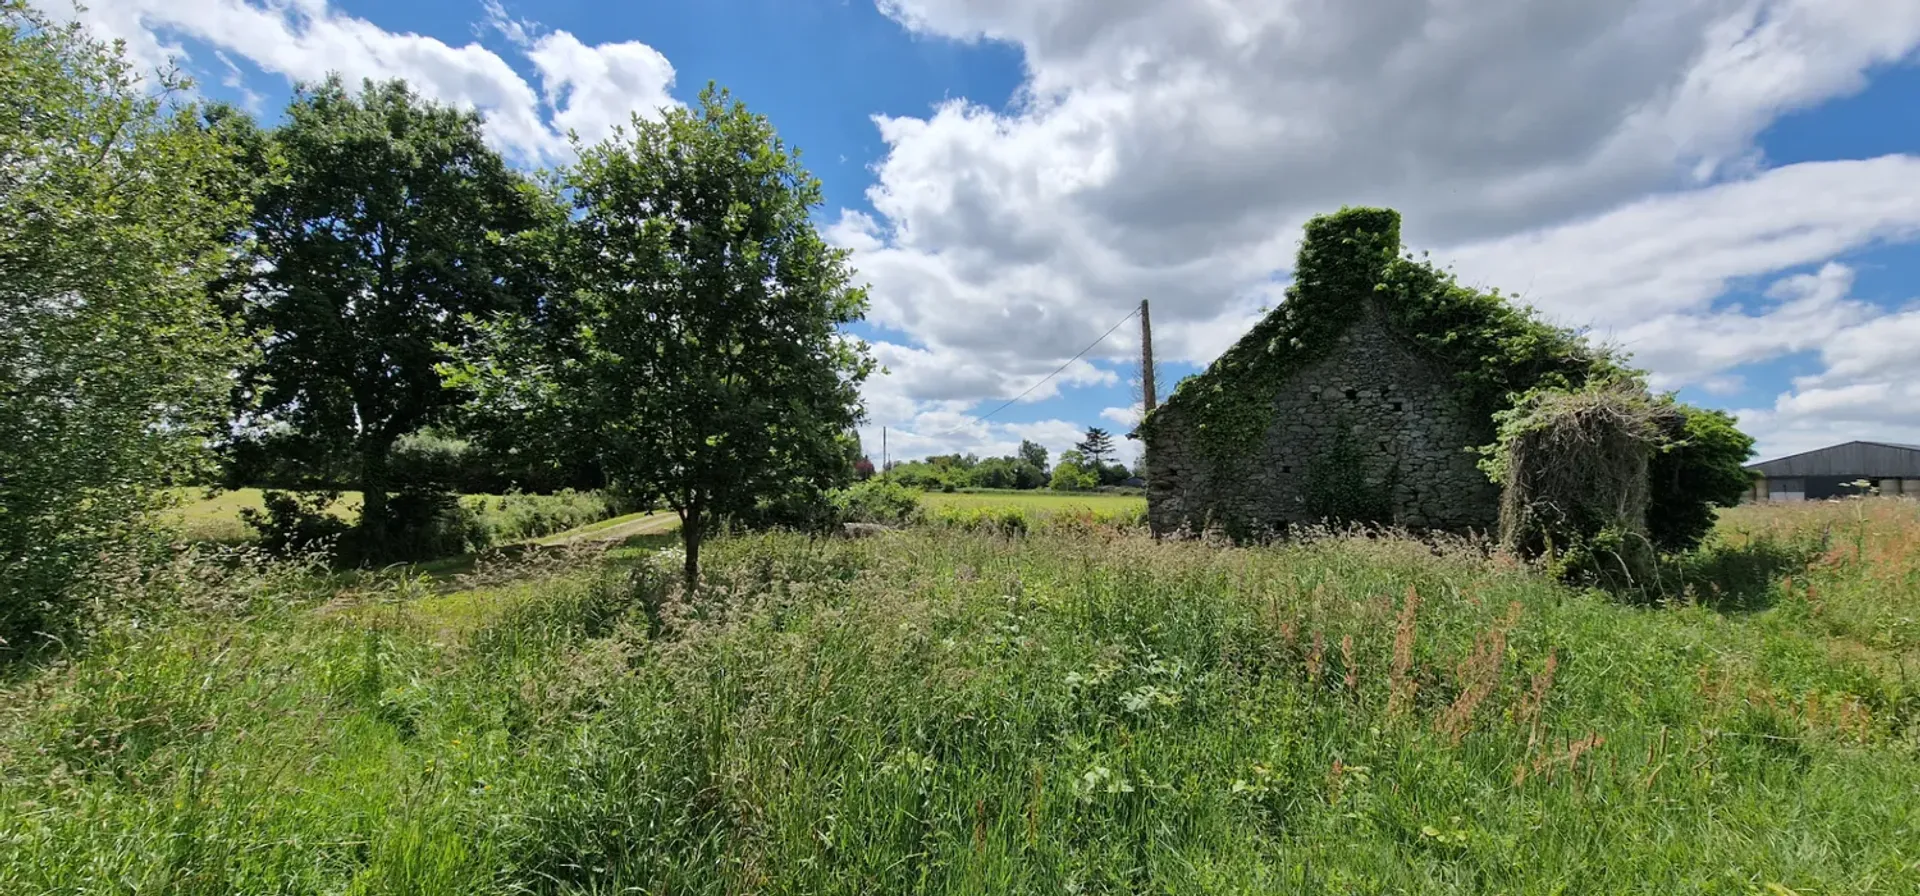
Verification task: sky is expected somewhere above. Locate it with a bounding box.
[37,0,1920,468]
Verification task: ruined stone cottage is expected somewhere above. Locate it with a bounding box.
[1138,207,1607,538]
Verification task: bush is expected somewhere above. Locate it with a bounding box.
[241,491,353,558]
[1049,464,1098,492]
[244,489,628,564]
[1489,383,1670,587]
[464,490,631,546]
[829,480,923,526]
[370,490,489,563]
[1646,405,1755,554]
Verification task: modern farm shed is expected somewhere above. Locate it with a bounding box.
[1744,440,1920,501]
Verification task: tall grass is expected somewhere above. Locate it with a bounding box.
[3,502,1918,893]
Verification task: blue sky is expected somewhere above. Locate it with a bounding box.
[44,0,1920,466]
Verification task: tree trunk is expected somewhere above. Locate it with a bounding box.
[680,504,702,592]
[359,440,392,562]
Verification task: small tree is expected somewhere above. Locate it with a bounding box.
[1077,427,1116,466]
[2,3,249,645]
[453,85,872,587]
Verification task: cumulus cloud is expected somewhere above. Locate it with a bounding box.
[850,0,1920,458]
[32,0,677,162]
[1734,306,1920,458]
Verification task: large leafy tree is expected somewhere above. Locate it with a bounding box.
[454,85,873,586]
[234,77,554,553]
[1018,439,1049,473]
[1,2,249,645]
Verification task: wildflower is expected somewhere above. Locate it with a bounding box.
[1386,587,1420,717]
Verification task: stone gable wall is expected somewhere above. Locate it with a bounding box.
[1146,306,1498,537]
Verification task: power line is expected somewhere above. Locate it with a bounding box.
[934,307,1140,439]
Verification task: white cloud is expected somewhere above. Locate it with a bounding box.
[32,0,677,162]
[1735,307,1920,459]
[1439,157,1920,330]
[847,0,1920,458]
[1099,403,1141,428]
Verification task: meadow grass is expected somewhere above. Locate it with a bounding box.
[163,488,633,548]
[3,500,1917,894]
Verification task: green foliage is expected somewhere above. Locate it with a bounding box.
[231,76,556,561]
[829,479,924,526]
[8,506,1920,892]
[1141,207,1619,467]
[241,489,628,562]
[888,452,1047,491]
[1647,405,1756,553]
[1019,439,1050,472]
[1488,382,1758,587]
[241,490,352,557]
[1488,382,1673,587]
[1,2,249,646]
[451,85,872,587]
[1302,426,1398,526]
[1049,463,1099,492]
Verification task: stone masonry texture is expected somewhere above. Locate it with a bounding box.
[1145,302,1498,537]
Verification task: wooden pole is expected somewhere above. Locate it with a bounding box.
[1140,299,1157,414]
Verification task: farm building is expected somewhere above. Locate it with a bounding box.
[1138,207,1614,538]
[1744,441,1920,501]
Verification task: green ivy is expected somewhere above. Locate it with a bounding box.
[1142,206,1753,549]
[1302,423,1398,527]
[1141,207,1621,468]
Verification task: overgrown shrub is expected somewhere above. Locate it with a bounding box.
[369,489,488,563]
[241,490,353,557]
[829,479,923,526]
[245,489,627,564]
[1646,405,1756,553]
[1488,383,1672,586]
[464,490,632,545]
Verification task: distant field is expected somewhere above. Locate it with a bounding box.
[163,487,360,544]
[163,488,629,548]
[919,488,1145,514]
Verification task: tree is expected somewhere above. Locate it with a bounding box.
[854,456,877,480]
[232,77,554,558]
[1077,427,1116,466]
[1018,439,1049,473]
[1050,463,1098,492]
[452,85,872,587]
[2,2,249,645]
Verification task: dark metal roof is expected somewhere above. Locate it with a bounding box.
[1745,441,1920,478]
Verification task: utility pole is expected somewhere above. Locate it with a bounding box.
[1139,299,1157,414]
[882,426,888,478]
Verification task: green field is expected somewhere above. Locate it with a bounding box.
[6,498,1919,893]
[162,487,632,549]
[920,488,1145,513]
[163,487,362,544]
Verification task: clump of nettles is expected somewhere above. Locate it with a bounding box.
[1483,380,1753,589]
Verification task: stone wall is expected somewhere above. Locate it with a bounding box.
[1146,303,1499,537]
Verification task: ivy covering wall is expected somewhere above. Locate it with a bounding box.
[1141,206,1753,555]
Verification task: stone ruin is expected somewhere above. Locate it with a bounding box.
[1139,209,1502,538]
